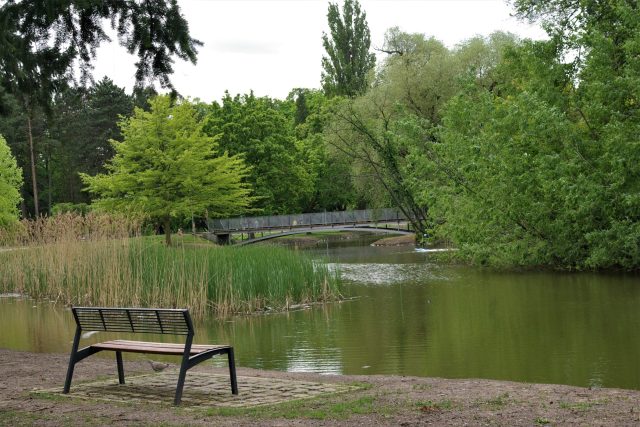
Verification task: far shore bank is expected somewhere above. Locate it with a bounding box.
[262,231,417,248]
[1,348,638,426]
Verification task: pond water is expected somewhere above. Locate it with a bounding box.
[1,235,639,390]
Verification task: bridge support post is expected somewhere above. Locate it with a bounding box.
[215,233,230,245]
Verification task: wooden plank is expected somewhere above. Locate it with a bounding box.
[91,339,230,355]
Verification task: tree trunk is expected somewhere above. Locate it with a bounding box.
[46,146,52,214]
[26,114,39,217]
[163,218,172,246]
[20,196,28,219]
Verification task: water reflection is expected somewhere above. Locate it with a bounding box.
[1,236,640,390]
[337,262,449,285]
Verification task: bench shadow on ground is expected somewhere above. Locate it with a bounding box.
[35,370,358,408]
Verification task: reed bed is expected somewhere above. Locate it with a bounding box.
[0,212,139,247]
[0,214,341,317]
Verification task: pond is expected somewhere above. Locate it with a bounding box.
[1,234,639,390]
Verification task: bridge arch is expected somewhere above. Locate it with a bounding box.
[226,225,414,246]
[207,208,413,245]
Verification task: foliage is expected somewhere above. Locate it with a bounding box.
[204,92,314,214]
[0,0,200,105]
[49,78,134,204]
[324,31,519,240]
[0,1,199,217]
[325,94,430,237]
[0,94,40,216]
[0,78,134,217]
[287,88,357,211]
[0,134,22,227]
[82,96,253,245]
[321,0,376,97]
[431,0,640,269]
[0,93,48,217]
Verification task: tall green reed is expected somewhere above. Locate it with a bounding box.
[0,214,341,317]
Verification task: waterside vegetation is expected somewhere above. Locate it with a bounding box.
[0,214,340,317]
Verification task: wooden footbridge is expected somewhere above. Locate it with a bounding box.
[207,208,413,245]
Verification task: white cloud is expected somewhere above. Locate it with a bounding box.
[206,40,282,55]
[91,0,547,102]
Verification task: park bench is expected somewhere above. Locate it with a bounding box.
[63,306,238,405]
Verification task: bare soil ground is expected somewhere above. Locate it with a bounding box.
[1,348,639,426]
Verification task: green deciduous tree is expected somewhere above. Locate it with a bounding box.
[0,134,23,227]
[81,96,253,245]
[325,31,518,241]
[321,0,376,97]
[287,88,356,212]
[432,0,640,269]
[204,92,314,214]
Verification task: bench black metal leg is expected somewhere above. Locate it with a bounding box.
[228,348,238,395]
[174,333,193,406]
[174,361,189,405]
[63,328,82,394]
[116,351,125,384]
[63,359,76,394]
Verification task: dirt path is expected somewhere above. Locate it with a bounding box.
[1,348,639,426]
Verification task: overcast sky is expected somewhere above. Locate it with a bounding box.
[92,0,547,102]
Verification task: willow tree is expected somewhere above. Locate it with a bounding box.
[321,0,375,97]
[82,96,253,245]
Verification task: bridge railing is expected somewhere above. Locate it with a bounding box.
[209,208,406,233]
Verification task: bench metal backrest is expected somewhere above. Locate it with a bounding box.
[72,307,194,336]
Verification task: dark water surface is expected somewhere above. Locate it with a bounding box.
[2,236,639,390]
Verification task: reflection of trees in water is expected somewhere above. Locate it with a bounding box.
[197,269,640,389]
[3,269,640,390]
[0,299,72,353]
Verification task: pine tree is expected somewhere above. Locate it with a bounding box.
[0,1,201,216]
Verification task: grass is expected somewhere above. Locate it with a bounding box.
[485,392,511,409]
[0,213,341,317]
[411,383,432,391]
[31,391,70,402]
[558,400,601,411]
[203,395,388,420]
[0,410,41,425]
[31,382,379,422]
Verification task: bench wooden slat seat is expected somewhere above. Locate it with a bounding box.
[91,340,231,355]
[63,307,238,405]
